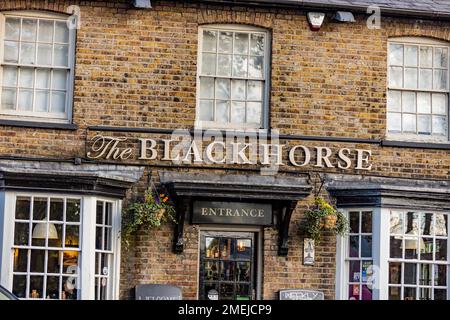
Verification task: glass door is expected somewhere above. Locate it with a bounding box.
[199,231,256,300]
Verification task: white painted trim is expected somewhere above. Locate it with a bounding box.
[389,37,450,46]
[373,207,389,300]
[0,192,15,290]
[335,233,346,300]
[112,199,122,300]
[80,195,95,300]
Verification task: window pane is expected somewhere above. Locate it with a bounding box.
[19,68,34,88]
[202,30,217,52]
[218,32,232,53]
[49,199,63,221]
[51,91,66,113]
[234,33,249,55]
[215,78,230,100]
[402,92,416,113]
[387,90,401,112]
[432,93,447,115]
[33,198,47,221]
[419,213,433,236]
[22,19,37,41]
[14,223,29,246]
[417,92,431,113]
[434,213,448,236]
[434,289,447,300]
[349,211,359,233]
[231,80,246,100]
[231,101,245,123]
[248,56,264,78]
[389,66,403,87]
[361,212,372,233]
[29,276,44,299]
[404,263,417,285]
[405,68,418,88]
[62,276,78,299]
[2,66,18,87]
[5,18,20,41]
[1,88,16,110]
[217,54,232,77]
[348,284,360,300]
[20,43,36,64]
[434,47,448,68]
[216,100,229,123]
[420,46,433,67]
[389,262,402,284]
[434,70,448,90]
[35,90,50,112]
[219,261,235,281]
[404,45,418,67]
[361,235,372,257]
[418,115,431,135]
[18,88,33,111]
[15,197,31,220]
[247,81,262,100]
[62,251,79,274]
[65,199,80,223]
[420,238,433,260]
[13,275,27,299]
[199,100,213,121]
[432,116,447,135]
[233,55,248,78]
[36,69,51,89]
[65,226,79,248]
[55,21,69,43]
[435,264,447,286]
[4,41,19,63]
[390,237,403,258]
[201,53,216,75]
[200,77,214,99]
[38,20,54,42]
[47,250,61,273]
[349,260,360,282]
[402,114,416,133]
[53,44,69,67]
[419,69,433,89]
[52,70,67,90]
[30,250,45,272]
[389,286,401,300]
[349,235,359,257]
[13,249,28,272]
[436,239,447,261]
[389,44,403,66]
[250,34,264,55]
[246,102,261,124]
[37,44,52,65]
[46,276,60,299]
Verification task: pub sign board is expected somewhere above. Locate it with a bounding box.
[135,284,182,300]
[279,289,324,300]
[192,201,272,226]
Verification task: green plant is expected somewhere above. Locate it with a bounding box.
[304,197,349,243]
[122,187,177,248]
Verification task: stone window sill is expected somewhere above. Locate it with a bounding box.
[0,119,78,130]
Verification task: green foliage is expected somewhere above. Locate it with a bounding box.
[304,197,349,243]
[122,188,177,248]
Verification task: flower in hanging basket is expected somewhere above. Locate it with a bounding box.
[304,196,349,243]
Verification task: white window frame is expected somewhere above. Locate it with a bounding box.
[387,37,450,143]
[195,24,271,130]
[337,207,450,300]
[0,10,76,123]
[0,191,122,300]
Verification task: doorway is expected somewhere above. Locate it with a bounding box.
[199,231,257,300]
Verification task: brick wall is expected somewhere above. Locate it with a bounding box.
[1,0,449,300]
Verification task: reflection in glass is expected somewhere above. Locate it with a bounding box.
[14,223,29,246]
[435,239,447,261]
[235,239,251,260]
[67,199,81,222]
[404,263,417,285]
[349,236,359,257]
[419,264,432,286]
[419,287,431,300]
[390,237,402,258]
[434,214,447,236]
[15,197,31,220]
[33,198,47,221]
[434,264,447,286]
[389,262,401,284]
[389,286,401,300]
[237,262,251,282]
[220,261,235,281]
[49,199,63,221]
[361,236,372,257]
[349,212,359,233]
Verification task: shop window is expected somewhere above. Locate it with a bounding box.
[196,25,270,129]
[3,193,121,300]
[387,38,449,141]
[388,211,448,300]
[346,211,374,300]
[0,11,75,123]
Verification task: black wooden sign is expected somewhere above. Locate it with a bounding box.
[192,201,272,226]
[135,284,182,300]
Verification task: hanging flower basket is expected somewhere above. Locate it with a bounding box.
[304,197,349,243]
[122,187,177,248]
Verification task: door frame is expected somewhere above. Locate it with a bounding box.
[197,226,263,300]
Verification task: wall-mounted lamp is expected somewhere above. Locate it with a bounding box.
[307,12,326,31]
[334,11,356,23]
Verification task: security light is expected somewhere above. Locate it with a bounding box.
[307,12,326,31]
[334,11,356,23]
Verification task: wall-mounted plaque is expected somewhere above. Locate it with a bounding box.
[135,284,182,300]
[303,238,315,265]
[279,289,324,300]
[192,201,272,226]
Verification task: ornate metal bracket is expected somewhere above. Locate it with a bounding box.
[173,196,191,254]
[278,201,298,256]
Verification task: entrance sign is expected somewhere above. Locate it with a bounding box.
[135,284,182,300]
[192,201,272,226]
[303,238,315,265]
[279,289,324,300]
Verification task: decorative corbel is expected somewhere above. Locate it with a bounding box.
[173,196,191,254]
[278,201,298,256]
